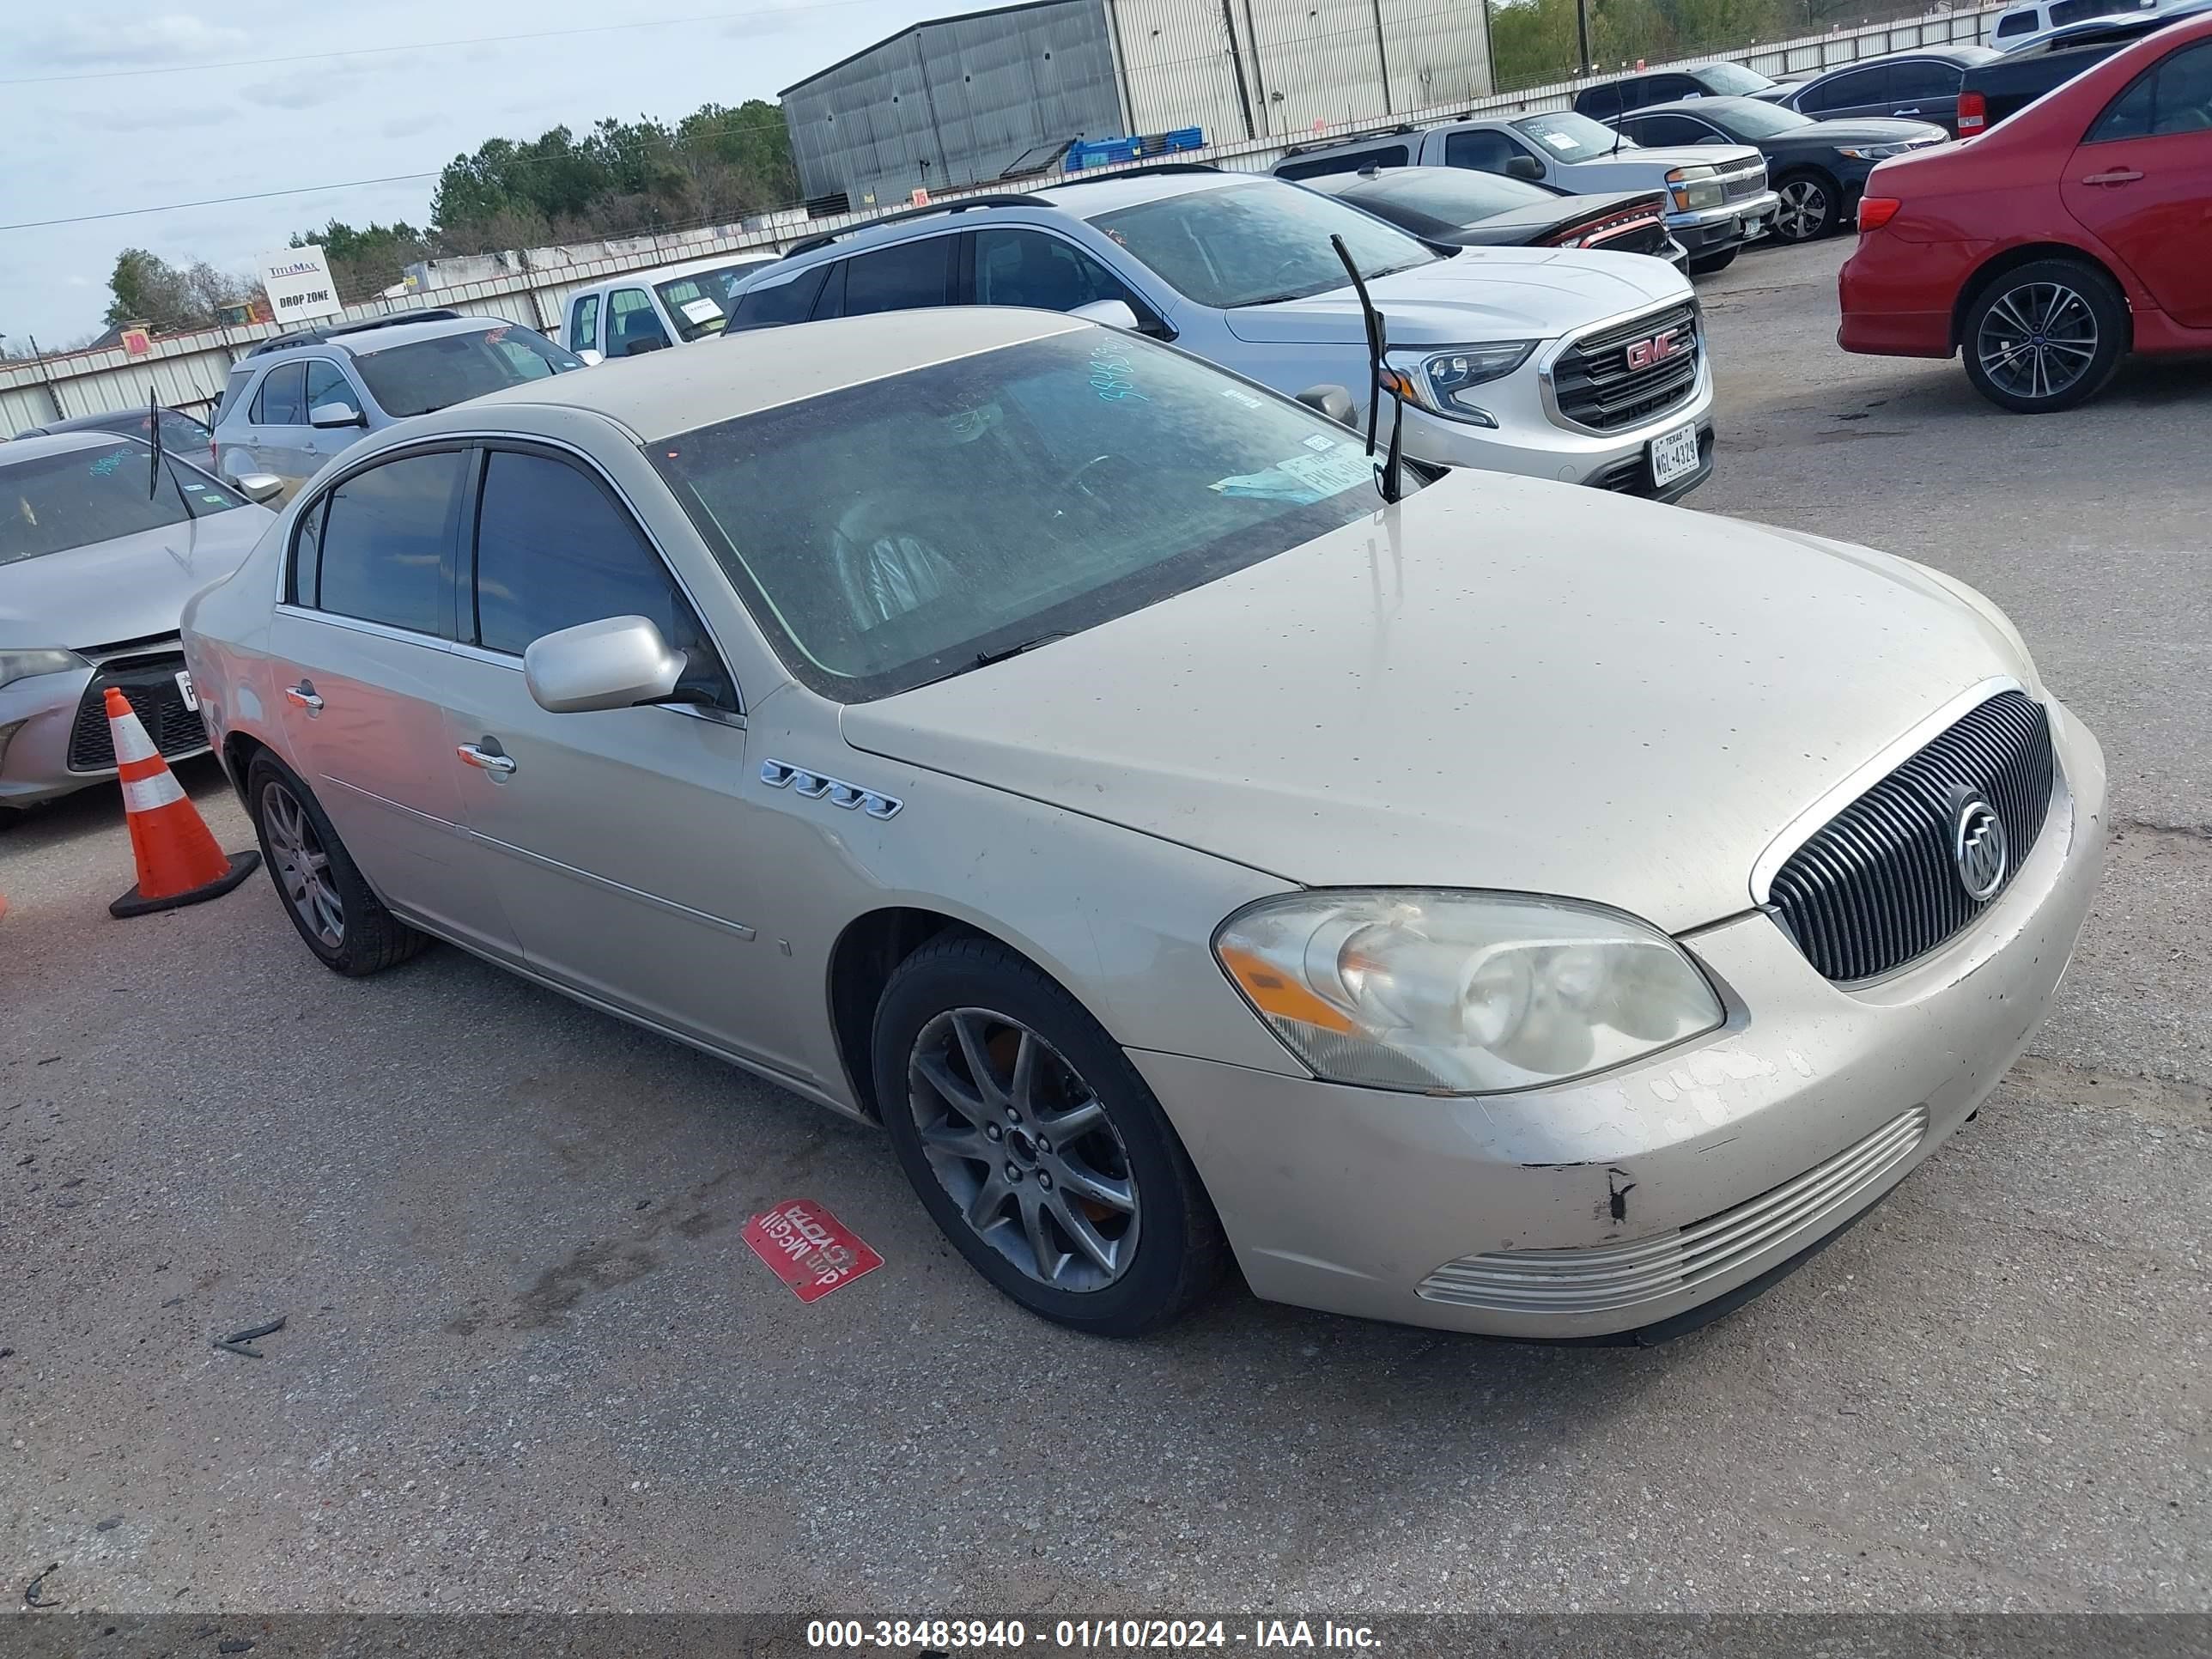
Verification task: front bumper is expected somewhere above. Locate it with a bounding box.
[0,646,208,807]
[1668,189,1779,254]
[1134,695,2106,1340]
[1396,339,1716,500]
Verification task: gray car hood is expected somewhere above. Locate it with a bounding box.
[1222,246,1687,346]
[841,475,2033,932]
[0,505,272,651]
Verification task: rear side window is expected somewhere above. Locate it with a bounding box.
[1578,82,1627,121]
[1996,11,2039,37]
[1275,143,1409,181]
[1890,59,1964,100]
[836,239,955,316]
[730,265,830,329]
[214,368,254,424]
[2049,0,2114,24]
[2091,40,2212,139]
[252,362,307,426]
[312,449,465,637]
[1442,128,1523,173]
[568,293,600,355]
[471,450,734,705]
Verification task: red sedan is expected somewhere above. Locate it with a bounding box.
[1839,9,2212,412]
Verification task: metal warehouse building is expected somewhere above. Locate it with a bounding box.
[782,0,1494,211]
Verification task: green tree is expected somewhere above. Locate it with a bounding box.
[290,219,434,303]
[104,247,252,332]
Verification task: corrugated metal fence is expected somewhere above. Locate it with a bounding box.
[1,2,1998,441]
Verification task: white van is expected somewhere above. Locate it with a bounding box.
[562,252,779,358]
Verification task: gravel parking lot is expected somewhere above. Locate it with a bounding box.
[3,235,2207,1616]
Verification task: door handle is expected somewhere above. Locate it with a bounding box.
[456,743,515,775]
[2081,168,2143,185]
[284,683,323,712]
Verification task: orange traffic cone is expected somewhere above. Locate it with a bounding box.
[105,687,260,919]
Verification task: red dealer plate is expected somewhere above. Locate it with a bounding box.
[742,1199,884,1303]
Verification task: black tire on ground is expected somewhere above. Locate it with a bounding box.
[1771,170,1837,244]
[243,750,428,976]
[872,933,1229,1337]
[1687,246,1739,276]
[1960,257,2129,415]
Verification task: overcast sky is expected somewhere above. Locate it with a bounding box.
[1,0,977,347]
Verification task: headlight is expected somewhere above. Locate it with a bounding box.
[0,648,88,690]
[1838,143,1917,161]
[1382,343,1537,427]
[1214,890,1725,1095]
[1665,167,1724,212]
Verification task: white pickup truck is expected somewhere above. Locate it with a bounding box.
[1277,110,1778,275]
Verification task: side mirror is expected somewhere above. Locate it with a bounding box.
[523,615,685,714]
[575,349,605,367]
[1070,299,1139,331]
[309,401,366,429]
[1295,384,1358,427]
[1504,154,1545,181]
[234,473,285,504]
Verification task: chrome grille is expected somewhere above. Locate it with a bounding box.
[1768,690,2054,982]
[1417,1107,1927,1316]
[1719,162,1767,204]
[1549,301,1700,433]
[66,649,204,773]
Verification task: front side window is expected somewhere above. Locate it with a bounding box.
[606,289,672,356]
[0,440,244,564]
[568,293,601,354]
[653,330,1403,701]
[1087,180,1436,309]
[2050,0,2118,24]
[470,449,733,707]
[1442,127,1527,173]
[252,362,308,427]
[311,449,465,636]
[729,265,830,330]
[1805,65,1889,110]
[1512,112,1637,161]
[833,239,956,316]
[1579,82,1627,121]
[1625,114,1721,146]
[214,367,255,424]
[350,326,582,418]
[1996,10,2039,36]
[2091,40,2212,140]
[303,358,353,416]
[972,228,1149,318]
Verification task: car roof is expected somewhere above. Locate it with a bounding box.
[452,307,1092,441]
[1033,168,1255,217]
[0,429,142,467]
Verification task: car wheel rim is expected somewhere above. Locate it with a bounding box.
[1977,281,2099,402]
[1778,180,1827,240]
[907,1007,1139,1292]
[261,781,343,949]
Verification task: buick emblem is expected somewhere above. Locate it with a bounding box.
[1953,797,2008,901]
[1625,331,1677,372]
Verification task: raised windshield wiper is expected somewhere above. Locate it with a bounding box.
[971,631,1069,669]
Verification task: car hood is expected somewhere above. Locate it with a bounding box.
[1559,143,1765,180]
[841,475,2033,933]
[0,505,272,651]
[1790,118,1953,145]
[1222,247,1689,346]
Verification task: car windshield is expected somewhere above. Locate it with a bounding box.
[1085,179,1439,308]
[1701,62,1776,94]
[1354,167,1560,221]
[1512,112,1637,161]
[1,440,247,566]
[654,330,1406,701]
[653,262,773,342]
[351,324,584,417]
[1701,99,1813,137]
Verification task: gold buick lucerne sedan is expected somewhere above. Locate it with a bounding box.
[181,307,2106,1340]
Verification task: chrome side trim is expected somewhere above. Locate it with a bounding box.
[274,604,455,653]
[1748,676,2028,907]
[323,773,469,837]
[465,830,757,939]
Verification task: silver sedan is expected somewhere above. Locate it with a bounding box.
[180,309,2106,1340]
[2,432,277,813]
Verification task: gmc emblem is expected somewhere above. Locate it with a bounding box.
[1625,331,1679,372]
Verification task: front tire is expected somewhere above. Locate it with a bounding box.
[1772,171,1836,243]
[1961,258,2128,414]
[872,934,1227,1336]
[245,752,428,975]
[1687,246,1739,276]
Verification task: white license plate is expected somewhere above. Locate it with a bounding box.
[174,669,198,712]
[1649,423,1702,489]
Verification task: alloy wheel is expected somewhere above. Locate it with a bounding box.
[261,780,343,949]
[906,1007,1139,1291]
[1976,282,2099,404]
[1776,179,1829,241]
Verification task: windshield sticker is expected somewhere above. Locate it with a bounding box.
[483,325,510,344]
[1302,432,1335,451]
[1212,444,1373,505]
[1540,131,1578,150]
[680,296,724,325]
[1220,388,1263,410]
[88,453,125,477]
[1088,344,1148,404]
